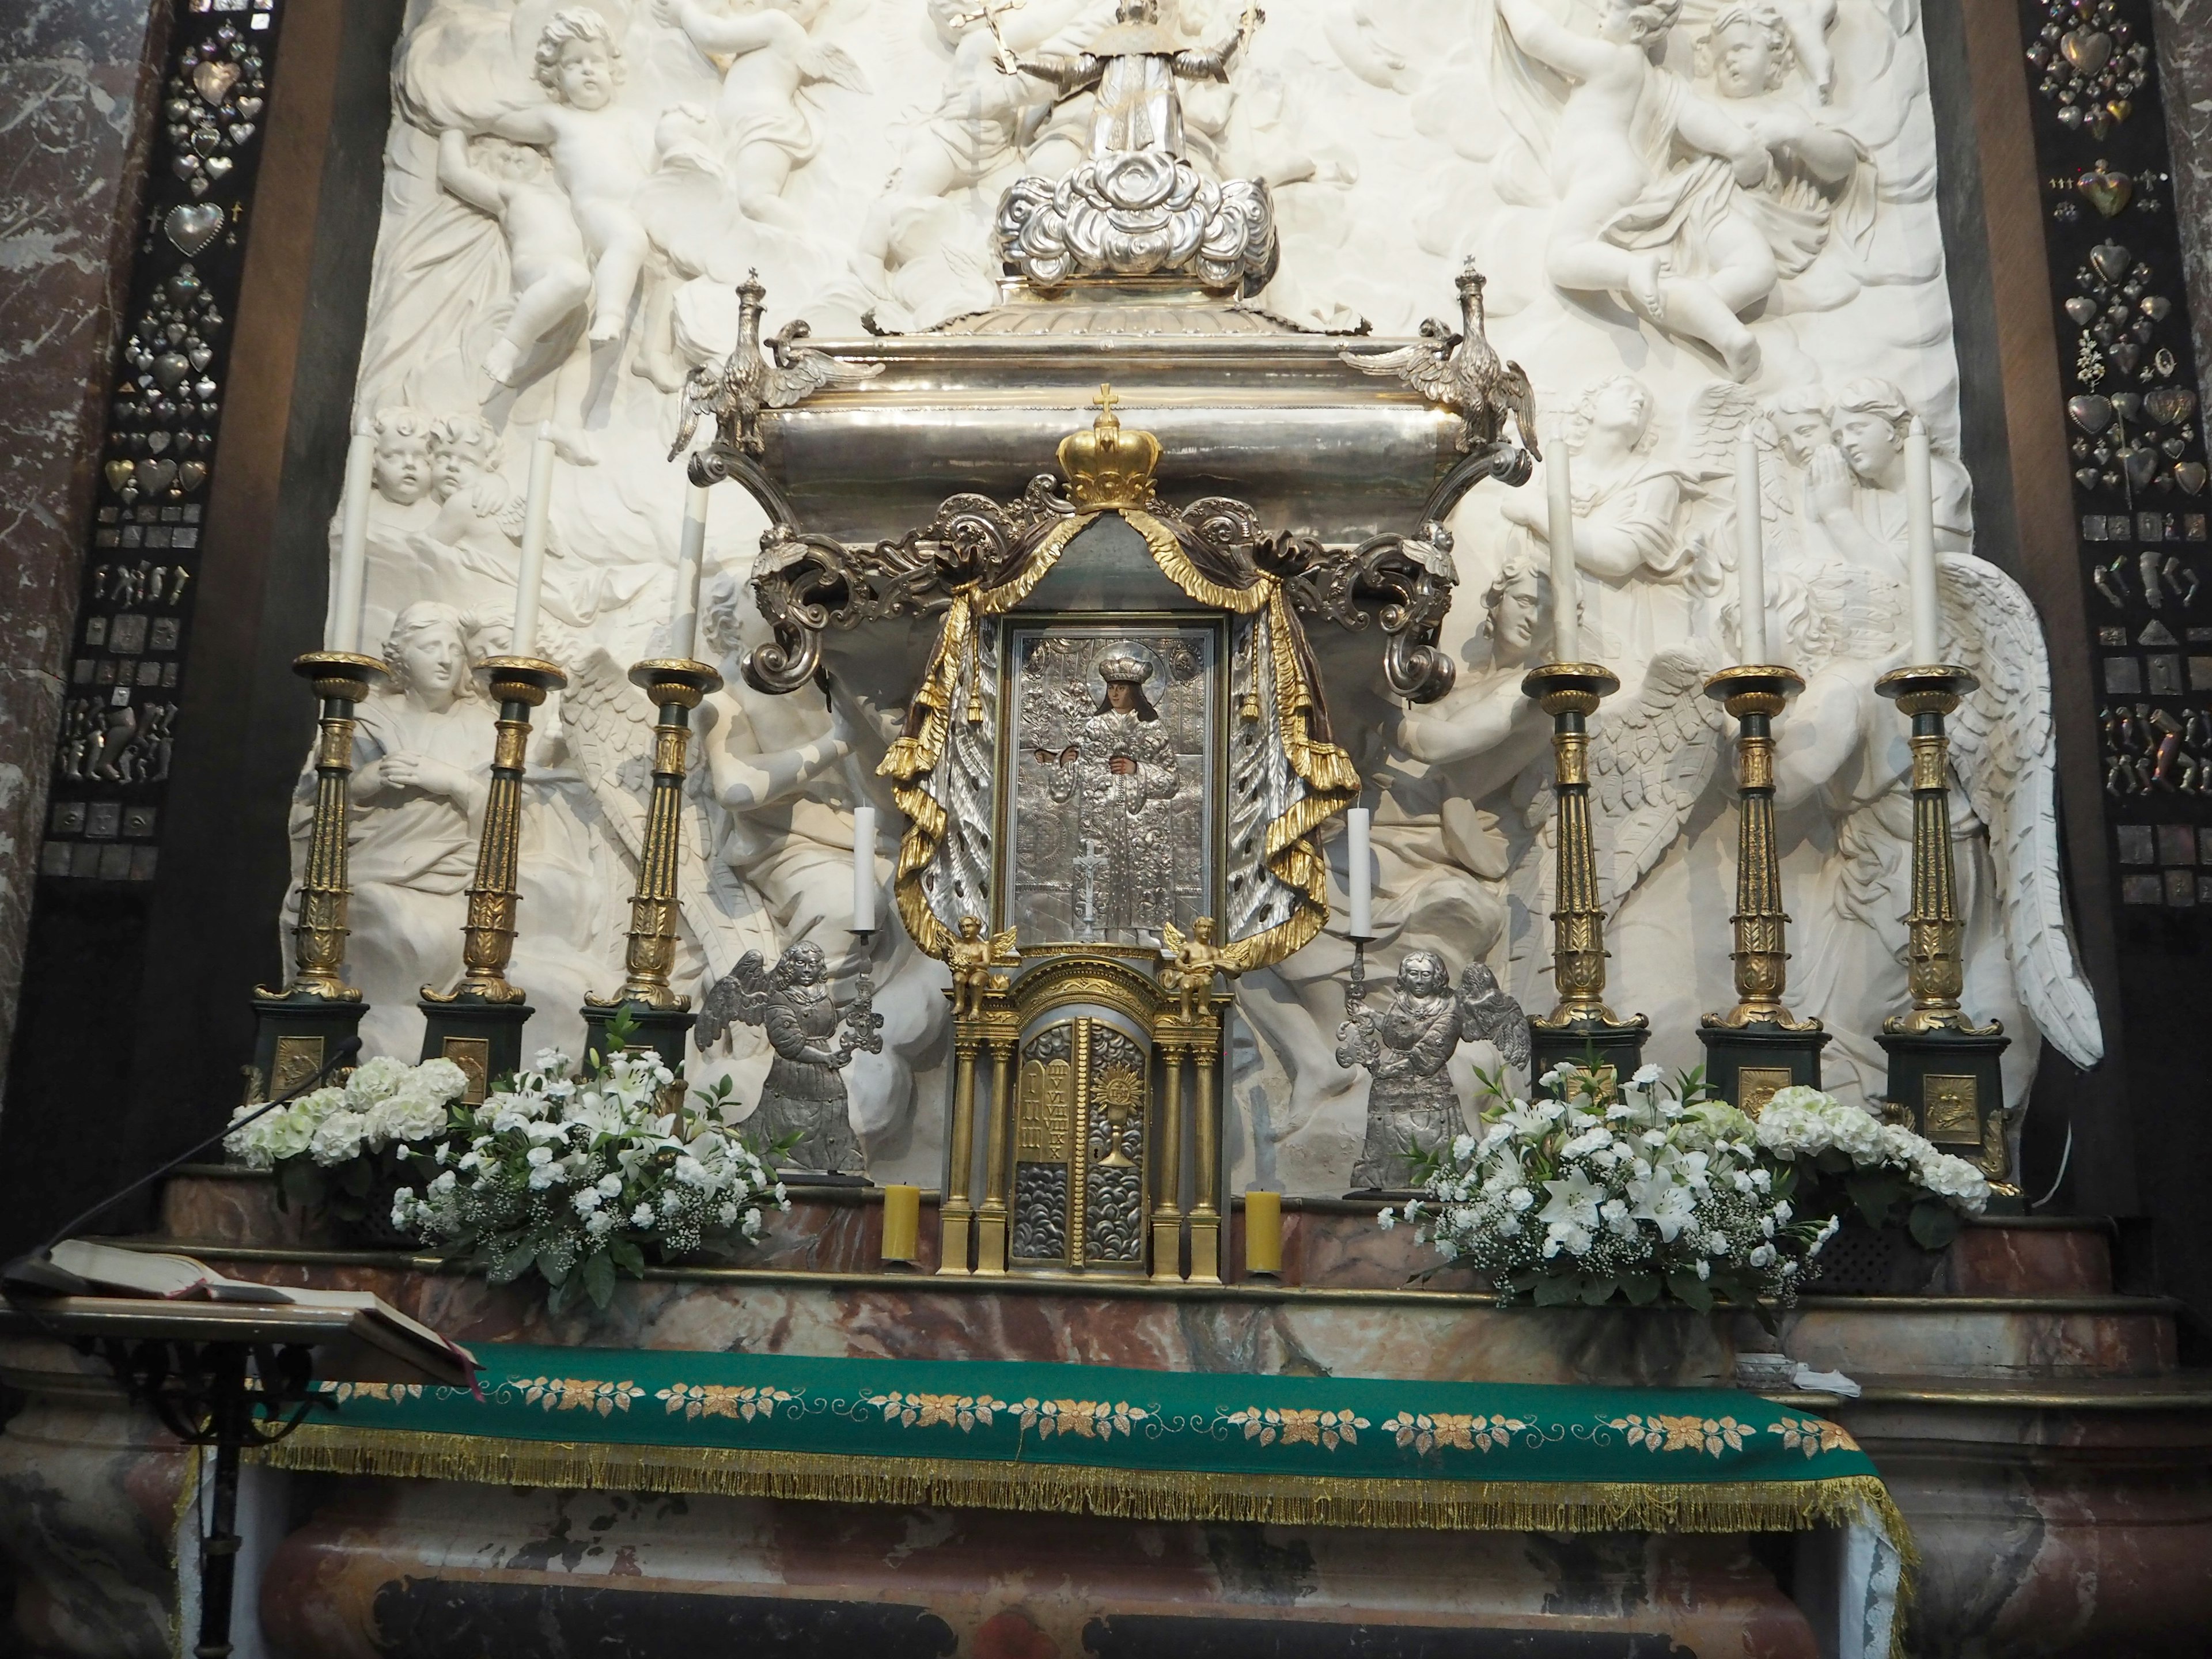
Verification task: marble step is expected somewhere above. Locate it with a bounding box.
[1778,1292,2180,1381]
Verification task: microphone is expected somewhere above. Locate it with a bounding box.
[3,1035,364,1297]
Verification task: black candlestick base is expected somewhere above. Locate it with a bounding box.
[419,995,533,1104]
[1698,1021,1831,1116]
[246,992,368,1104]
[582,1001,697,1077]
[1878,1025,2017,1212]
[1529,1017,1649,1093]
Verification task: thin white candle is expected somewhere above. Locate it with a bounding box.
[1905,417,1941,665]
[851,805,877,932]
[669,482,710,661]
[1546,422,1581,662]
[327,430,374,653]
[1735,428,1768,666]
[510,423,555,658]
[1346,807,1372,938]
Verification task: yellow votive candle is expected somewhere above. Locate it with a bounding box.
[1244,1189,1282,1277]
[880,1184,921,1264]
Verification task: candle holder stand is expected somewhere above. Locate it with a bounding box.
[582,658,722,1075]
[247,652,387,1102]
[1696,665,1828,1115]
[1873,665,2017,1209]
[419,656,567,1102]
[1521,662,1648,1086]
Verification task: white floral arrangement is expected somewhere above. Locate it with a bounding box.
[1753,1085,1990,1251]
[1380,1063,1835,1311]
[390,1047,789,1313]
[224,1055,469,1228]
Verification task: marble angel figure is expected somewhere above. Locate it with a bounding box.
[1236,557,1554,1169]
[433,131,593,388]
[1492,0,1778,379]
[1770,554,2103,1123]
[1499,375,1695,673]
[854,0,1093,327]
[997,0,1263,160]
[654,0,864,232]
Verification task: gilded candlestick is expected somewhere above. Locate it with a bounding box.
[583,658,721,1073]
[1520,662,1647,1083]
[1874,665,2014,1203]
[419,654,567,1099]
[247,651,385,1101]
[1696,665,1827,1114]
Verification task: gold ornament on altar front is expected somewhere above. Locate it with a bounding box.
[1059,384,1161,510]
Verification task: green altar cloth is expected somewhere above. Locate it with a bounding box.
[261,1343,1907,1554]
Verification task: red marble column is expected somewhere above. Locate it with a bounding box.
[0,0,167,1077]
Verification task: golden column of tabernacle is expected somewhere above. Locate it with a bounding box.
[1696,666,1827,1113]
[1186,1007,1225,1285]
[941,1024,982,1274]
[582,659,722,1073]
[1520,662,1647,1082]
[1149,1025,1187,1282]
[1873,665,2013,1197]
[973,1016,1018,1275]
[247,651,387,1098]
[418,655,567,1093]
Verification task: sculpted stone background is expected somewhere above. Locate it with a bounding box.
[317,0,2101,1194]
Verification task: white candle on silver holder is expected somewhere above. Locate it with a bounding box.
[669,482,710,661]
[1346,806,1373,938]
[327,430,374,653]
[1735,428,1769,666]
[1905,417,1941,666]
[510,423,556,658]
[1546,422,1581,662]
[851,805,878,933]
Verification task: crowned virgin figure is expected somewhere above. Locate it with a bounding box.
[1037,651,1179,940]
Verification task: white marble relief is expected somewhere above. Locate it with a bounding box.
[313,0,2098,1193]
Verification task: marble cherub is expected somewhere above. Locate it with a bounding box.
[434,130,593,388]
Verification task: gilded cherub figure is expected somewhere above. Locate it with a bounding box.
[1160,915,1227,1020]
[948,914,1018,1018]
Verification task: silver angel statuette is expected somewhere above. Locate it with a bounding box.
[1338,949,1529,1193]
[698,941,883,1177]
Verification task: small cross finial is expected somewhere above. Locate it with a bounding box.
[1093,382,1120,421]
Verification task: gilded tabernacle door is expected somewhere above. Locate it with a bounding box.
[1003,621,1219,949]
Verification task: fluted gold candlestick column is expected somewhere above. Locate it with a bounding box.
[1149,1027,1187,1283]
[583,659,721,1073]
[1185,1006,1225,1285]
[972,1016,1017,1277]
[419,655,567,1100]
[1874,665,2014,1203]
[1521,662,1647,1085]
[247,652,387,1101]
[1696,666,1827,1115]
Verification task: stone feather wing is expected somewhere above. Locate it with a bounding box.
[558,642,745,985]
[1588,646,1729,907]
[696,950,771,1051]
[1939,554,2104,1071]
[1457,961,1531,1071]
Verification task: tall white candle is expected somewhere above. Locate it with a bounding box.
[669,482,710,661]
[1546,423,1581,662]
[327,430,374,653]
[1734,429,1768,666]
[851,805,878,932]
[510,423,556,658]
[1346,807,1373,938]
[1905,418,1941,665]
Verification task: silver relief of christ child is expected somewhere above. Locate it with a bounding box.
[1007,627,1214,945]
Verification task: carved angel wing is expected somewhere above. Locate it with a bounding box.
[800,41,868,93]
[1681,382,1758,482]
[1457,961,1531,1071]
[1160,919,1188,956]
[1939,555,2105,1071]
[696,950,772,1051]
[1340,338,1457,405]
[1588,646,1729,906]
[988,923,1019,962]
[762,325,884,409]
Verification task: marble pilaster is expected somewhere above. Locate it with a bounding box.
[2154,0,2212,407]
[0,0,164,1077]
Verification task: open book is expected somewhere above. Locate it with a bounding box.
[16,1240,478,1389]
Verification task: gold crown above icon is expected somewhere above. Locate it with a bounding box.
[1058,383,1160,512]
